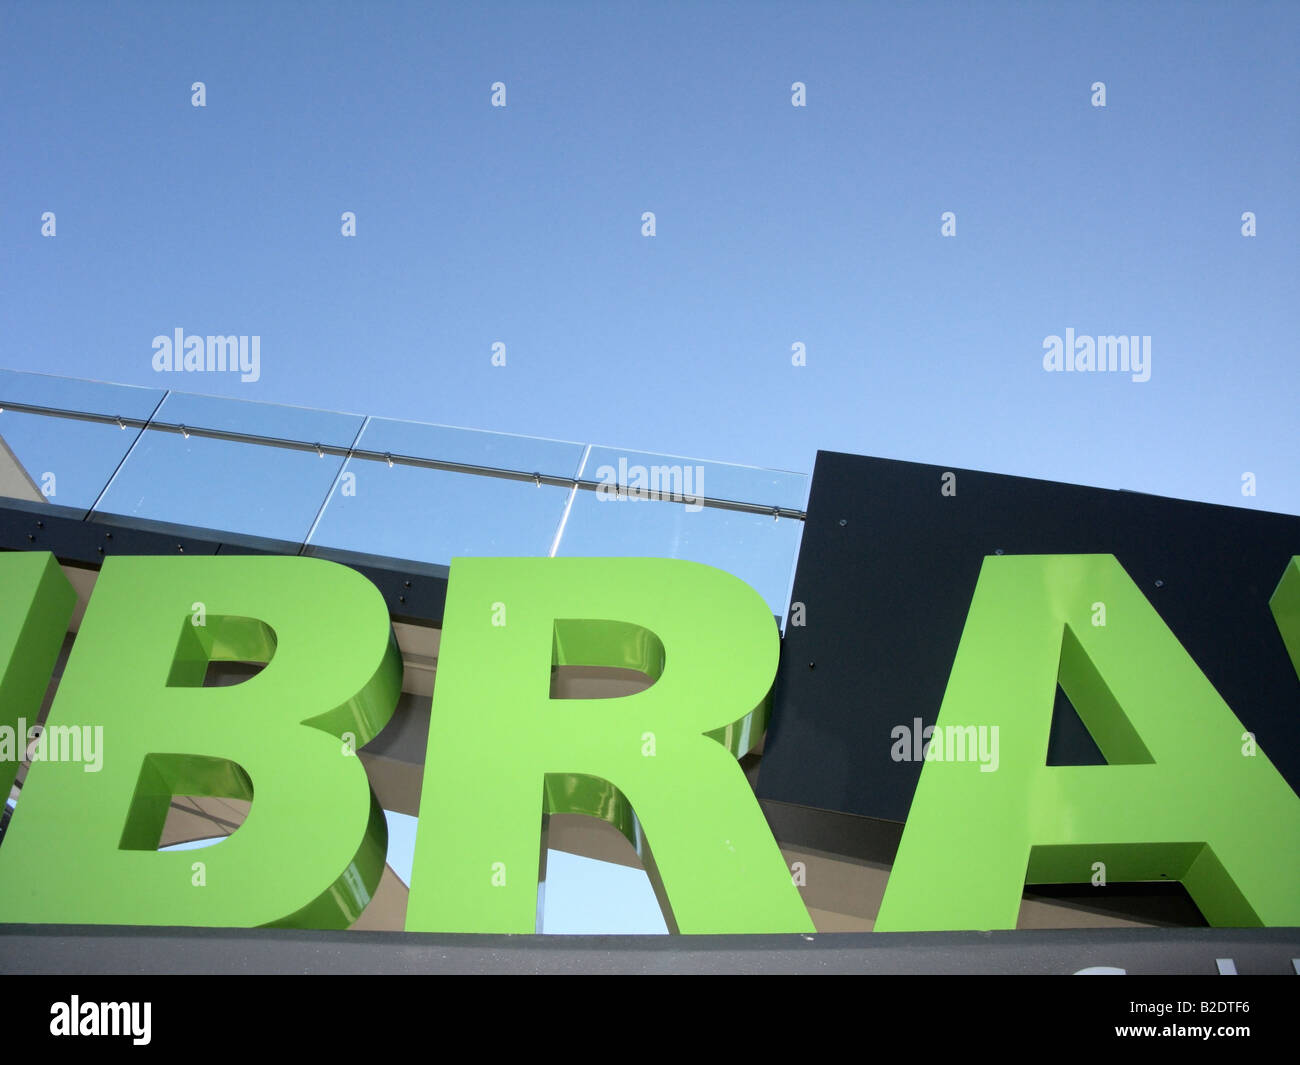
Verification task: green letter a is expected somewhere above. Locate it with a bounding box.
[876,554,1300,931]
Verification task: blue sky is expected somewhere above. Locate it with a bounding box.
[3,1,1296,513]
[4,1,1298,932]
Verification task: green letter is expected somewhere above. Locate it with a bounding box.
[0,553,74,799]
[0,556,401,928]
[405,557,812,933]
[876,554,1300,931]
[1270,556,1300,681]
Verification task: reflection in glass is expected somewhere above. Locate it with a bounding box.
[0,369,165,422]
[582,446,807,511]
[306,459,572,567]
[92,430,346,546]
[154,391,365,448]
[554,489,803,619]
[357,417,585,479]
[0,411,145,513]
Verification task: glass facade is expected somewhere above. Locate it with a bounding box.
[0,369,807,618]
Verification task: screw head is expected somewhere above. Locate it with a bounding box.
[838,519,847,527]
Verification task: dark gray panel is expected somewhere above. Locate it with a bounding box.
[759,452,1300,823]
[2,924,1297,974]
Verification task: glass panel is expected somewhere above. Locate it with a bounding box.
[91,430,345,546]
[0,410,144,513]
[358,417,585,478]
[0,369,165,422]
[155,391,364,448]
[582,446,808,511]
[554,490,804,619]
[306,459,571,566]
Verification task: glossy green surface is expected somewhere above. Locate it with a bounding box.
[0,553,74,798]
[1270,556,1300,681]
[0,555,401,928]
[875,554,1300,931]
[405,556,813,933]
